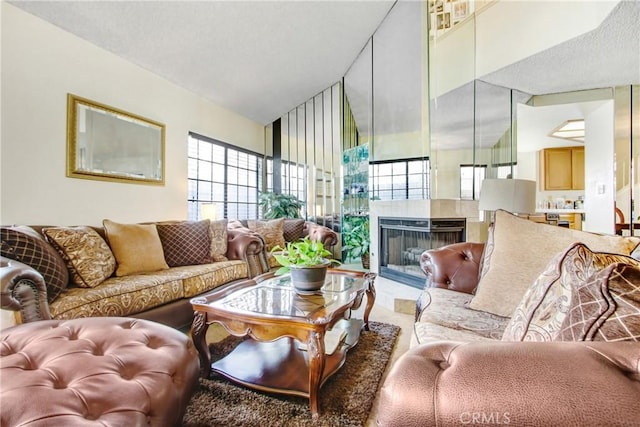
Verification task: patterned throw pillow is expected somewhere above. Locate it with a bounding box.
[501,242,640,342]
[558,262,640,342]
[471,210,640,317]
[103,219,169,276]
[156,220,212,267]
[0,226,69,302]
[247,218,286,251]
[43,226,116,288]
[209,219,228,262]
[283,219,305,242]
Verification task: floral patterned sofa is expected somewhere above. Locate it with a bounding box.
[412,209,640,346]
[377,209,640,426]
[1,219,264,329]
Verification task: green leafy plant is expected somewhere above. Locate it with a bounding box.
[258,191,303,219]
[272,236,341,275]
[341,216,370,262]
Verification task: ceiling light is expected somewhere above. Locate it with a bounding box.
[549,119,585,142]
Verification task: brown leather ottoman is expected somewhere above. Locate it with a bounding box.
[1,317,200,426]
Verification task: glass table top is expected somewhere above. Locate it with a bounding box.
[208,273,365,319]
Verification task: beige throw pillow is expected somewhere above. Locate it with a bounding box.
[209,219,229,261]
[470,210,640,317]
[103,219,169,277]
[247,218,286,251]
[43,226,116,288]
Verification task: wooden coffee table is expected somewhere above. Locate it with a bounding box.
[190,268,376,418]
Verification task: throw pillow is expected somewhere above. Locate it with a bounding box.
[558,262,640,342]
[209,219,229,262]
[247,218,286,251]
[43,226,116,288]
[283,219,305,242]
[156,220,212,267]
[103,219,169,276]
[501,242,640,342]
[0,226,69,302]
[470,210,640,317]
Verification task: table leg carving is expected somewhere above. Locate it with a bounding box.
[363,273,377,331]
[191,311,211,378]
[307,329,326,420]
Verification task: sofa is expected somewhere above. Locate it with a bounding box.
[377,210,640,426]
[1,219,265,329]
[228,217,339,272]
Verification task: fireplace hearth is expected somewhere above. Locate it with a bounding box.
[379,217,466,288]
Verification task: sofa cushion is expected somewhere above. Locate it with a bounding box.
[103,220,169,276]
[502,243,640,342]
[171,261,248,297]
[470,210,640,317]
[42,226,116,288]
[1,226,69,302]
[283,219,305,242]
[558,262,640,342]
[209,219,229,262]
[247,218,286,251]
[418,288,509,340]
[49,272,184,320]
[412,322,494,348]
[156,220,211,267]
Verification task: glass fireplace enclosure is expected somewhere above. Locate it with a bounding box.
[379,217,466,288]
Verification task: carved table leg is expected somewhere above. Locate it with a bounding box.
[307,329,326,420]
[191,310,211,378]
[363,273,377,331]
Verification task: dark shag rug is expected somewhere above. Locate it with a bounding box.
[182,321,400,427]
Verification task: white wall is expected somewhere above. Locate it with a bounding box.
[1,3,265,226]
[584,100,615,234]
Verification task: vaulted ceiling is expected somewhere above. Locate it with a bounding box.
[10,0,395,125]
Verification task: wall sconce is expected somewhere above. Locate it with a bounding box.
[201,203,218,221]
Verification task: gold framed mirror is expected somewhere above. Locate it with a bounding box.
[66,94,165,185]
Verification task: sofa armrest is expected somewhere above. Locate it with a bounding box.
[1,256,52,322]
[378,341,640,427]
[419,242,484,294]
[304,221,338,249]
[226,229,267,278]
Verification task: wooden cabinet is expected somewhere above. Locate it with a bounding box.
[539,147,585,191]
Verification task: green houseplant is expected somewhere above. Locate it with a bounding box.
[272,237,341,293]
[341,216,371,269]
[258,192,303,219]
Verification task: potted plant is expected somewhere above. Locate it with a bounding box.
[272,237,341,293]
[258,191,303,219]
[341,216,371,269]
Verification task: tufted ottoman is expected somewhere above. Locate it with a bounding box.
[1,317,200,426]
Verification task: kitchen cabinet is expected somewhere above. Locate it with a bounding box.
[539,146,585,191]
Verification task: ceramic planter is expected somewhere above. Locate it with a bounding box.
[289,260,330,294]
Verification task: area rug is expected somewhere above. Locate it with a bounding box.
[182,321,400,427]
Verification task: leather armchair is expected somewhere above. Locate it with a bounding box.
[417,242,484,320]
[378,340,640,427]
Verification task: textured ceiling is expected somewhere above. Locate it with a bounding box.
[8,0,639,144]
[10,0,395,125]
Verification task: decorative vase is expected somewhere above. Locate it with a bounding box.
[361,252,370,269]
[290,261,330,294]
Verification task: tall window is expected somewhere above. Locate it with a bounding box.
[187,133,263,221]
[369,158,430,201]
[497,164,517,178]
[460,164,486,200]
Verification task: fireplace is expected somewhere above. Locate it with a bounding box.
[379,217,466,288]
